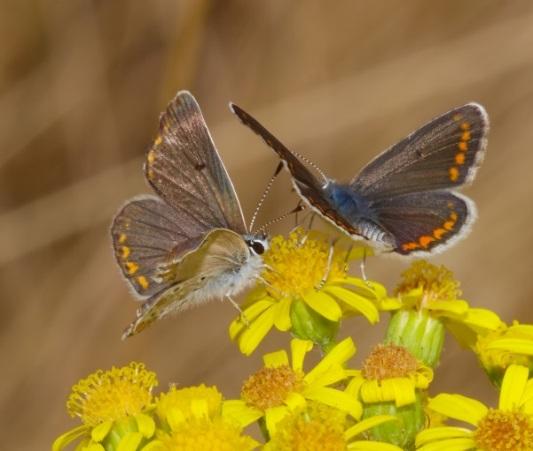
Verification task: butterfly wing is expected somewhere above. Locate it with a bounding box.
[147,91,247,234]
[351,103,488,199]
[122,229,251,338]
[111,195,205,298]
[112,91,247,298]
[230,103,362,234]
[370,191,474,255]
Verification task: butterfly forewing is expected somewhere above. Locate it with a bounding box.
[229,103,363,233]
[351,103,488,199]
[146,92,247,234]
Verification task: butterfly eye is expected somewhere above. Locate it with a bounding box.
[248,240,265,255]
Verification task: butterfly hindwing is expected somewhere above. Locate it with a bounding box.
[371,191,473,255]
[111,195,205,298]
[351,103,488,199]
[146,91,247,235]
[121,229,251,338]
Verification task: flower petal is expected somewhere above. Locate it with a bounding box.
[52,425,90,451]
[378,297,403,311]
[344,415,397,440]
[285,392,306,410]
[264,350,289,368]
[487,338,533,355]
[428,394,487,426]
[303,386,362,419]
[306,363,347,387]
[302,291,342,321]
[304,337,356,384]
[416,437,476,451]
[265,405,289,436]
[461,308,503,332]
[415,426,472,447]
[273,297,292,331]
[427,300,468,315]
[347,441,403,450]
[499,364,529,411]
[237,306,276,355]
[290,339,313,372]
[116,432,143,451]
[222,400,263,427]
[135,413,155,438]
[140,441,165,451]
[324,286,379,323]
[229,298,274,340]
[332,277,387,300]
[91,421,113,442]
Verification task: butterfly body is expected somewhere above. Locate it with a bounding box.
[112,91,267,338]
[230,102,488,257]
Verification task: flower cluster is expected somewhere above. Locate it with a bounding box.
[54,229,533,450]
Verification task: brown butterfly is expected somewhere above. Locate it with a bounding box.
[111,91,268,339]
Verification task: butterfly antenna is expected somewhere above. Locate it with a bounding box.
[291,149,328,183]
[249,162,284,232]
[257,204,305,234]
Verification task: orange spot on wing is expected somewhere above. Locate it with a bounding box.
[450,212,458,221]
[154,136,163,146]
[125,261,139,274]
[419,235,435,248]
[455,153,466,165]
[458,142,468,152]
[121,246,131,259]
[461,131,471,141]
[401,242,420,252]
[118,234,127,244]
[147,149,156,164]
[433,228,447,239]
[453,113,462,121]
[444,220,455,231]
[449,167,459,182]
[137,276,149,290]
[460,121,470,130]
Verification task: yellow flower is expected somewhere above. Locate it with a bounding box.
[230,228,385,355]
[347,344,433,408]
[264,401,402,451]
[416,364,533,451]
[156,384,222,431]
[53,362,158,451]
[475,322,533,385]
[391,261,501,330]
[154,389,259,451]
[223,337,362,435]
[384,261,503,366]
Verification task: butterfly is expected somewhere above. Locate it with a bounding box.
[230,102,488,256]
[111,91,268,339]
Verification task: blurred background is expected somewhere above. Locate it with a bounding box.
[2,1,533,448]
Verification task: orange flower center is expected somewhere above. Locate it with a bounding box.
[395,260,461,302]
[362,344,418,380]
[475,409,533,451]
[241,365,304,411]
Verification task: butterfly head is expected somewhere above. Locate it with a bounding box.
[244,234,269,256]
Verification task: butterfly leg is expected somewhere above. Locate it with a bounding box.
[226,295,249,326]
[360,248,368,282]
[343,243,354,272]
[316,237,339,290]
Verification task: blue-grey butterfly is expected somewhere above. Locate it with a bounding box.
[111,91,268,339]
[230,102,488,256]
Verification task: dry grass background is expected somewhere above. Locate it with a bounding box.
[2,1,533,449]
